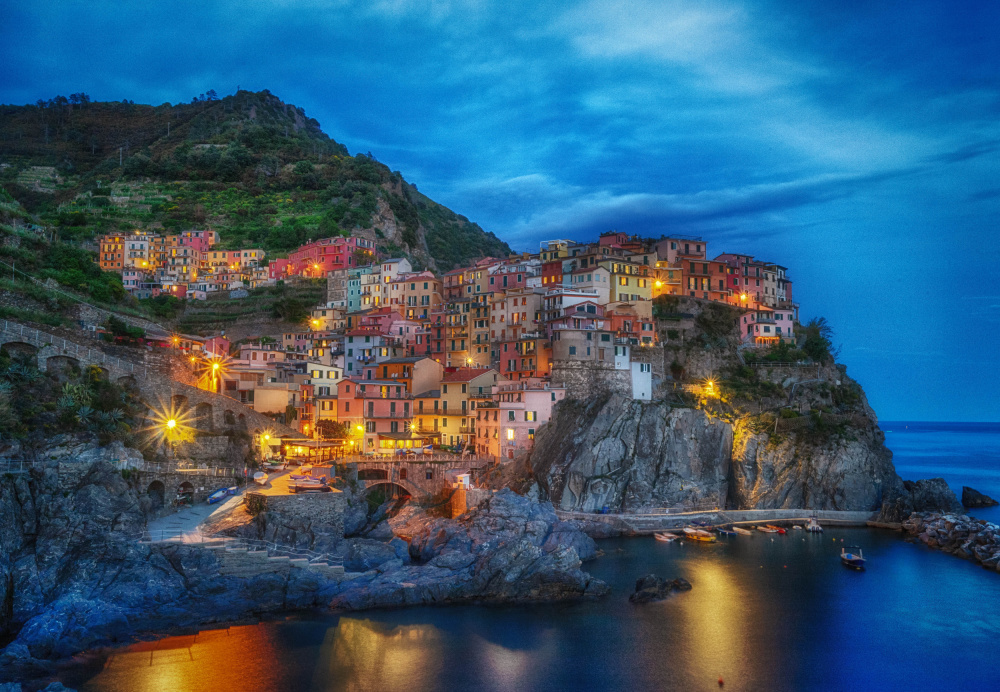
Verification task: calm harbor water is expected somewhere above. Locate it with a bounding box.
[58,422,1000,692]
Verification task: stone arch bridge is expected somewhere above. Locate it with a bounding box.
[351,456,491,500]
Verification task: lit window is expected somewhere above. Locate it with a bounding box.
[506,429,515,440]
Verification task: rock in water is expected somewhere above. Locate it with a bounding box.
[962,486,999,508]
[902,478,964,514]
[629,574,692,603]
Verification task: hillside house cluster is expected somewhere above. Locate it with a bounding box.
[201,230,798,460]
[98,230,266,299]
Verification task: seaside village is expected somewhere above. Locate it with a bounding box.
[96,229,797,462]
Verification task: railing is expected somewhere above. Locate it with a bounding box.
[0,458,40,474]
[344,454,488,464]
[0,320,147,377]
[748,361,812,368]
[121,462,245,477]
[139,530,344,567]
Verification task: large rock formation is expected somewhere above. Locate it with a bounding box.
[728,416,901,510]
[328,489,607,609]
[531,396,732,512]
[527,388,960,515]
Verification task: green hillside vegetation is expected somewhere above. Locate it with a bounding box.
[0,90,510,270]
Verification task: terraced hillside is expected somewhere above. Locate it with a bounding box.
[0,89,510,271]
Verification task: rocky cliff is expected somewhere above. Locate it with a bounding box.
[531,397,733,512]
[528,371,956,515]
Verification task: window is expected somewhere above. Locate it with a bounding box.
[508,410,515,421]
[528,429,535,440]
[526,411,536,422]
[506,429,515,440]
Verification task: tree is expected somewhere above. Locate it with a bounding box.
[317,420,350,440]
[800,317,836,363]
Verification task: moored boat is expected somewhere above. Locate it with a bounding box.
[733,526,753,536]
[253,471,268,485]
[792,525,803,530]
[757,526,778,533]
[683,527,717,542]
[716,526,737,536]
[806,518,824,532]
[206,487,232,504]
[841,546,866,570]
[765,524,787,534]
[654,532,679,542]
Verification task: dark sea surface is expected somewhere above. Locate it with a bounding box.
[883,421,1000,524]
[59,423,1000,692]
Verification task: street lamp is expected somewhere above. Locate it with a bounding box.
[166,419,177,430]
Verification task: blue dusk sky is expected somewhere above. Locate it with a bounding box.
[2,1,998,421]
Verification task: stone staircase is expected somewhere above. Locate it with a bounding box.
[197,544,346,579]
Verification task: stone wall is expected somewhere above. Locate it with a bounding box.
[248,491,348,540]
[551,361,631,401]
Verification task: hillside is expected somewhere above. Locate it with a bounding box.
[0,89,510,271]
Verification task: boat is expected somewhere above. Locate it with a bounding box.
[716,527,737,536]
[733,526,753,536]
[792,525,803,530]
[765,524,787,534]
[757,526,778,533]
[683,527,717,543]
[206,488,231,504]
[253,471,268,485]
[291,483,331,493]
[841,546,866,570]
[654,532,679,542]
[805,518,824,532]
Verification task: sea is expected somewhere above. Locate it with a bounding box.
[55,422,1000,692]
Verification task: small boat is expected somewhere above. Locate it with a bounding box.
[792,525,803,530]
[683,527,717,543]
[733,526,753,536]
[841,546,866,570]
[716,527,737,536]
[757,526,778,533]
[291,483,331,493]
[654,532,679,542]
[253,471,268,485]
[206,487,232,504]
[766,524,787,534]
[805,518,824,533]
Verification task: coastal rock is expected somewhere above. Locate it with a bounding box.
[629,574,692,603]
[962,486,999,508]
[902,512,1000,571]
[328,489,607,610]
[878,479,965,522]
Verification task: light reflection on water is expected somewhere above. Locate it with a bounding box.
[62,528,1000,692]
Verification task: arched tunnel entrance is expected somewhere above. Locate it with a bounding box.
[147,480,165,512]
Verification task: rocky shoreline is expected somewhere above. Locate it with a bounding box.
[901,512,1000,572]
[0,458,604,682]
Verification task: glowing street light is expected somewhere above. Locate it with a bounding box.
[166,419,177,429]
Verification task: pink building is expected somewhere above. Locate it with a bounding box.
[475,379,566,460]
[268,236,377,279]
